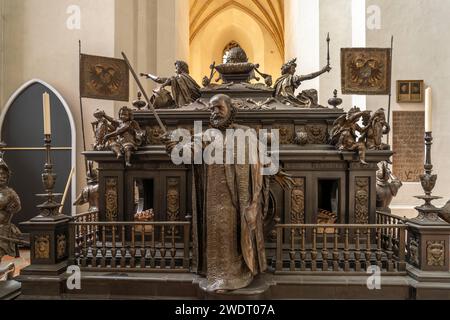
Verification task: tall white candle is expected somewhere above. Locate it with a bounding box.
[42,92,51,135]
[425,87,432,132]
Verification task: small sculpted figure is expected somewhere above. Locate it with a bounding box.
[101,106,146,167]
[273,58,331,107]
[141,60,201,108]
[330,107,369,164]
[360,108,390,150]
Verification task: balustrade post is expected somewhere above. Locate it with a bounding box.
[275,226,283,272]
[397,227,406,272]
[183,223,190,270]
[405,132,450,298]
[68,222,76,266]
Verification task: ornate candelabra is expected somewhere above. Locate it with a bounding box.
[36,134,63,218]
[413,132,443,223]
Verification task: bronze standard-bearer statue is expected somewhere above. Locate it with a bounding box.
[101,106,146,167]
[141,60,201,108]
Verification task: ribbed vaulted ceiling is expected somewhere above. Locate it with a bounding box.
[190,0,285,58]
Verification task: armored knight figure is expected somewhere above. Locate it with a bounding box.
[376,161,403,211]
[330,107,370,164]
[101,106,146,167]
[141,60,201,108]
[0,156,21,264]
[360,108,391,150]
[273,58,331,107]
[74,161,99,213]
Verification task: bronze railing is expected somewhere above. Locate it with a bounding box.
[73,211,99,242]
[69,221,191,272]
[376,210,407,225]
[73,210,99,223]
[376,211,408,259]
[275,224,406,274]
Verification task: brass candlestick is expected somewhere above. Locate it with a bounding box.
[413,132,443,223]
[36,134,62,217]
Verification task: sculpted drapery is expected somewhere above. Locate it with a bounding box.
[191,124,271,291]
[163,94,271,292]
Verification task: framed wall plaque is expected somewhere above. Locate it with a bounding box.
[397,80,424,103]
[341,48,392,95]
[392,111,425,182]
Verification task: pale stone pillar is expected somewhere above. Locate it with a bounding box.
[156,0,189,77]
[284,0,320,95]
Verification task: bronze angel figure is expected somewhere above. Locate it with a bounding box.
[330,107,370,164]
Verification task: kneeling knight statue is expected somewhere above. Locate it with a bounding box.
[0,153,22,280]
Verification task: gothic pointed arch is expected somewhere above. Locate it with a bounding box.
[0,79,77,224]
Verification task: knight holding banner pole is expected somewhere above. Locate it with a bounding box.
[140,60,201,109]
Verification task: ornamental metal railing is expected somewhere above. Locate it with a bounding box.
[274,223,406,274]
[69,221,191,272]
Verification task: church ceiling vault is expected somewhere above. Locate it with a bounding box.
[190,0,285,58]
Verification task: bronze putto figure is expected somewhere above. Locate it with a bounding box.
[360,108,391,150]
[93,107,145,167]
[330,107,369,164]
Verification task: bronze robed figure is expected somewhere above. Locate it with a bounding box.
[330,107,369,164]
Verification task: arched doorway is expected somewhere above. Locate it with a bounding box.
[0,79,76,227]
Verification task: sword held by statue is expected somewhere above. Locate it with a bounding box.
[121,52,167,135]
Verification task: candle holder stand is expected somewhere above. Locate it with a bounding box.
[410,131,446,224]
[32,134,65,221]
